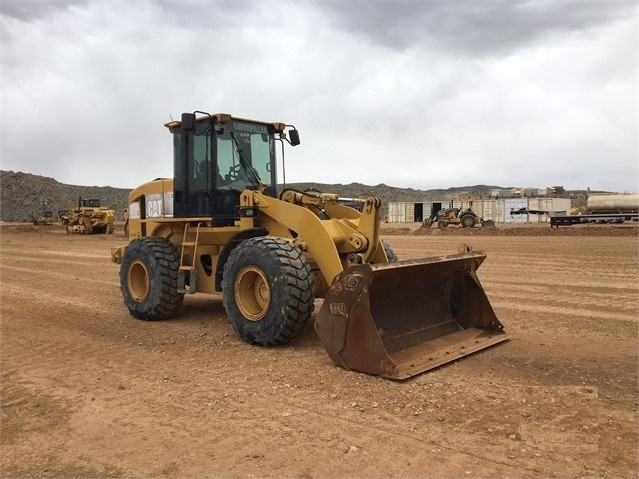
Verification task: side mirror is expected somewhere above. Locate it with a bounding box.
[181,113,196,132]
[288,129,300,146]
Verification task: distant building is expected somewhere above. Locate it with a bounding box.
[387,197,572,225]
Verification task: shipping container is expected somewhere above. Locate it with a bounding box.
[388,197,578,224]
[413,202,425,223]
[550,198,572,215]
[505,199,528,223]
[471,201,484,220]
[387,202,405,223]
[388,202,433,223]
[525,198,571,223]
[526,198,544,223]
[478,199,505,223]
[404,202,415,223]
[420,202,433,224]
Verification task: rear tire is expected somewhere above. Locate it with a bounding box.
[461,214,476,228]
[222,237,314,346]
[120,237,183,320]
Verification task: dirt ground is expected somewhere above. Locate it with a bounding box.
[1,222,637,478]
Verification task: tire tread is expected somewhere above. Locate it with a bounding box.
[222,237,314,346]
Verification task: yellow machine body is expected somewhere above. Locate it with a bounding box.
[111,112,506,379]
[66,198,115,235]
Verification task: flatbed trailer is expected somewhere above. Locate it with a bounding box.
[550,213,639,227]
[510,208,556,216]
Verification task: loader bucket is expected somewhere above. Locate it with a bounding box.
[315,250,507,380]
[482,219,496,228]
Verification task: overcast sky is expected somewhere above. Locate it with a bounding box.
[1,0,637,192]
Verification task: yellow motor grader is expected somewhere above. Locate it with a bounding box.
[66,197,115,235]
[111,112,507,379]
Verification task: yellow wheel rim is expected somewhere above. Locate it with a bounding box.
[128,259,150,302]
[234,266,271,321]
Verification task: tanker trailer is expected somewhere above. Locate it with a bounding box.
[551,194,639,227]
[587,194,639,214]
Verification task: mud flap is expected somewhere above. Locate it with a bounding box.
[315,251,507,380]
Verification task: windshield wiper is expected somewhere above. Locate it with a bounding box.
[230,132,262,187]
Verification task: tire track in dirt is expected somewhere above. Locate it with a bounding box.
[490,299,638,323]
[0,294,567,478]
[4,319,526,478]
[2,227,637,478]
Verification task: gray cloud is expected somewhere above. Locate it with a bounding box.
[0,0,637,192]
[317,1,636,55]
[0,0,89,20]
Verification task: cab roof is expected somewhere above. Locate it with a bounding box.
[164,113,285,133]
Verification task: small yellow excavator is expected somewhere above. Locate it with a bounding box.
[111,112,507,379]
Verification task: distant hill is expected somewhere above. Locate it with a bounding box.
[0,171,131,223]
[0,170,510,223]
[2,170,596,223]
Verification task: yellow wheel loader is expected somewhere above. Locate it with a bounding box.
[66,197,115,235]
[111,112,507,379]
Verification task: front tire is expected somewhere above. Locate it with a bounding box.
[222,237,314,346]
[382,240,399,262]
[120,237,183,320]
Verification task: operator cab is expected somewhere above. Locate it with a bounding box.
[80,198,101,208]
[166,112,298,226]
